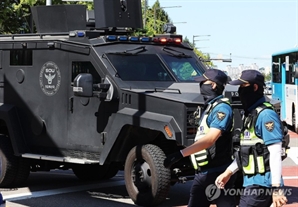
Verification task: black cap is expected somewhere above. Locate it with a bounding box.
[194,69,228,86]
[229,69,265,86]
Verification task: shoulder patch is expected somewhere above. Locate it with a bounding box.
[217,112,226,121]
[265,121,274,132]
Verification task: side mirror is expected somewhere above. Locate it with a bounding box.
[73,73,93,97]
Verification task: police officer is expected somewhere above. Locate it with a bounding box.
[215,69,288,207]
[164,69,236,207]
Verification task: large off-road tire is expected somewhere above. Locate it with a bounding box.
[0,135,22,187]
[124,144,171,207]
[72,164,118,181]
[12,158,30,187]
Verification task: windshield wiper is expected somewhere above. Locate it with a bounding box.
[108,46,147,55]
[162,46,192,58]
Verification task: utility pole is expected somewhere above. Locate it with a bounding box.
[173,22,187,24]
[143,0,147,28]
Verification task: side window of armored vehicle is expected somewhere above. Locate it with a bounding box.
[106,54,174,81]
[72,62,101,83]
[10,50,33,66]
[160,54,205,82]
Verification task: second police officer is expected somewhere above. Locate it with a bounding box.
[215,70,288,207]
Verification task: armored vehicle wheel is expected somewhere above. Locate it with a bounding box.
[72,164,114,181]
[11,158,30,186]
[124,144,171,206]
[0,135,21,187]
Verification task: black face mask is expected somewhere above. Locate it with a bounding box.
[200,83,220,103]
[238,84,263,111]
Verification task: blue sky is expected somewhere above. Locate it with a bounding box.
[148,0,298,69]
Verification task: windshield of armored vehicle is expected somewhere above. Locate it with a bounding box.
[106,54,175,81]
[160,54,206,82]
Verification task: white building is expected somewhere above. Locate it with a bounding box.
[224,63,270,80]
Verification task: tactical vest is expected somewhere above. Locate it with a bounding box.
[238,102,289,175]
[190,98,233,170]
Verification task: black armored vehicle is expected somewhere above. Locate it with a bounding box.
[0,0,242,206]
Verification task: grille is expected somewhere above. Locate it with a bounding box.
[186,105,199,140]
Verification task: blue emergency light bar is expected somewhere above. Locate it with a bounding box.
[140,37,151,42]
[118,36,128,41]
[105,35,182,45]
[69,31,182,45]
[106,35,117,41]
[77,31,85,37]
[129,37,139,42]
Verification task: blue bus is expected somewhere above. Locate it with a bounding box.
[272,48,298,133]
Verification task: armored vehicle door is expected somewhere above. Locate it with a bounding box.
[67,53,106,159]
[2,47,69,155]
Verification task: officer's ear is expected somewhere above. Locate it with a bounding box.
[211,81,217,90]
[253,83,258,91]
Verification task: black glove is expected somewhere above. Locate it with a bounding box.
[164,151,183,168]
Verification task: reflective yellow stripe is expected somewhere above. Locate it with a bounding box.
[195,155,207,161]
[257,156,265,173]
[243,155,255,174]
[191,149,209,168]
[198,161,208,166]
[190,154,198,170]
[194,150,207,155]
[241,139,264,145]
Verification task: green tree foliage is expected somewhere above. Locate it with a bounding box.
[265,72,272,81]
[0,0,93,34]
[1,0,168,35]
[262,72,272,81]
[142,0,171,36]
[259,67,271,81]
[0,1,25,34]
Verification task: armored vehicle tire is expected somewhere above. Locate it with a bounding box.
[11,158,30,187]
[0,134,29,187]
[72,164,117,181]
[124,144,171,207]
